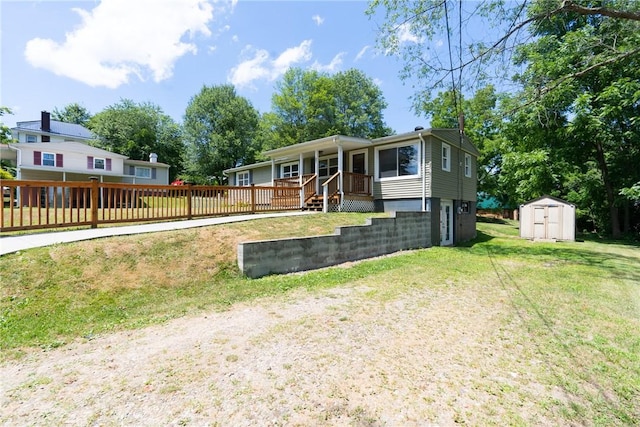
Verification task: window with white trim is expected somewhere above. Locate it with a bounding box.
[281,162,299,178]
[464,153,471,177]
[26,135,37,143]
[42,152,55,167]
[135,167,151,178]
[237,171,250,186]
[442,143,451,172]
[318,157,338,178]
[94,158,105,170]
[376,142,419,180]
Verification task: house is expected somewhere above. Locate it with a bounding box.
[519,195,576,241]
[1,111,170,185]
[225,128,479,245]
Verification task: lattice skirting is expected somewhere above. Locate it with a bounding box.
[334,199,376,212]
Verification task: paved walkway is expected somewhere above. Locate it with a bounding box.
[0,211,318,256]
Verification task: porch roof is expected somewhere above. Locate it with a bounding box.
[262,135,372,161]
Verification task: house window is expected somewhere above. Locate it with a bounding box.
[318,157,338,178]
[26,135,37,143]
[42,152,55,167]
[464,153,471,177]
[94,158,105,170]
[461,201,470,214]
[442,143,451,172]
[376,142,419,180]
[237,171,250,186]
[135,167,151,178]
[281,162,299,178]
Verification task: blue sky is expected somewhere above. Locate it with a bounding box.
[1,0,430,134]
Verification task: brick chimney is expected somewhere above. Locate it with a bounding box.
[41,111,51,132]
[41,111,51,142]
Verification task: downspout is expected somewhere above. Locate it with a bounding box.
[418,132,426,211]
[7,144,22,206]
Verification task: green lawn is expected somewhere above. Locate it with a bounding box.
[1,215,638,424]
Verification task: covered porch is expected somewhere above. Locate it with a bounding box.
[265,135,375,212]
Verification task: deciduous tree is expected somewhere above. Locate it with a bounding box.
[88,100,184,181]
[183,85,260,184]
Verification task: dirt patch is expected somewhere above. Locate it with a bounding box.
[1,274,566,426]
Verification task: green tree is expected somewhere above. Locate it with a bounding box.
[264,68,392,150]
[183,85,260,184]
[367,0,640,108]
[88,100,184,181]
[509,1,640,237]
[51,103,92,125]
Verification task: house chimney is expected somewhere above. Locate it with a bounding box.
[149,153,158,163]
[41,111,51,132]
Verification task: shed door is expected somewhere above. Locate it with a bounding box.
[547,205,562,240]
[533,207,546,239]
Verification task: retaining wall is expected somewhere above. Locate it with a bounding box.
[238,211,432,278]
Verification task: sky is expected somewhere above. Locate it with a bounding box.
[1,0,430,135]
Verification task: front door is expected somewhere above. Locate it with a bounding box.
[440,200,453,246]
[350,151,367,175]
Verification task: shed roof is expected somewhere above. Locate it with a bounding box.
[520,195,574,207]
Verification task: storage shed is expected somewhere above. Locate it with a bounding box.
[519,195,575,241]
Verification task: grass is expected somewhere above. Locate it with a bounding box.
[1,215,639,424]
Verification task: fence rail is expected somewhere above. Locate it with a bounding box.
[1,179,302,232]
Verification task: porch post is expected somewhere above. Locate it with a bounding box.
[271,159,276,185]
[299,152,304,207]
[314,150,320,194]
[337,144,344,210]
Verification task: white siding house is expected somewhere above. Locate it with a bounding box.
[2,111,170,185]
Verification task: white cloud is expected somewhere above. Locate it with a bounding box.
[232,34,239,42]
[24,0,215,88]
[311,52,345,73]
[312,15,324,26]
[229,40,313,88]
[373,78,383,87]
[397,23,422,44]
[355,45,370,62]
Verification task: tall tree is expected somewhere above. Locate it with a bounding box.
[367,0,640,109]
[88,100,184,181]
[51,103,92,125]
[183,85,260,184]
[265,68,392,150]
[508,0,640,237]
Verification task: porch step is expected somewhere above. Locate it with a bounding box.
[302,195,338,211]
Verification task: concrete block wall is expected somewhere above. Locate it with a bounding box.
[238,211,431,278]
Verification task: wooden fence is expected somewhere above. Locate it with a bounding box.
[1,179,302,232]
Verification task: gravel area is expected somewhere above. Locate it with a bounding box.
[1,272,563,426]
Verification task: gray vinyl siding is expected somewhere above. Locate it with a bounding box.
[428,135,476,201]
[251,166,272,185]
[372,137,428,200]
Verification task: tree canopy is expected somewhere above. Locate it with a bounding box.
[182,85,260,184]
[88,99,184,181]
[263,68,392,151]
[51,103,92,126]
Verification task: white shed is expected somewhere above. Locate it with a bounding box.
[519,195,575,241]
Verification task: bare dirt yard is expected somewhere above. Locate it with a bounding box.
[2,261,564,426]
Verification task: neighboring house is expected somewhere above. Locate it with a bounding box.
[520,195,576,241]
[225,128,479,245]
[1,111,170,185]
